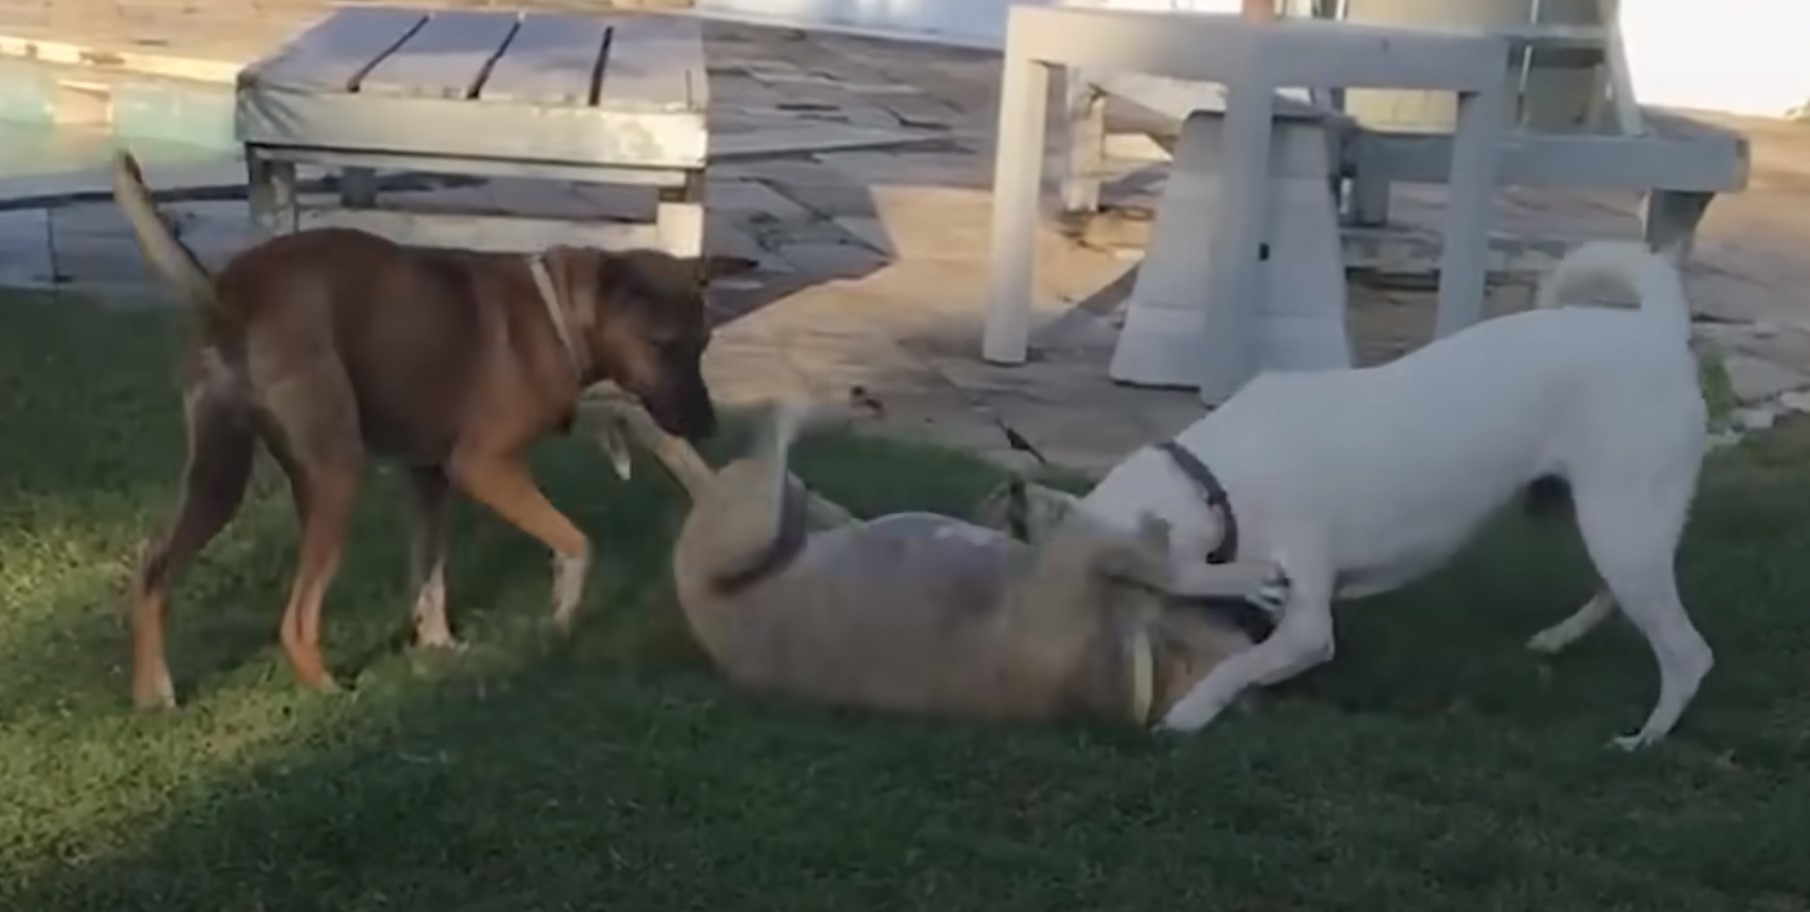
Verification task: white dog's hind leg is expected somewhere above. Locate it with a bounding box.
[1527,590,1616,655]
[1157,562,1334,733]
[1571,478,1713,750]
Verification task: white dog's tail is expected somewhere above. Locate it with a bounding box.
[1534,241,1692,343]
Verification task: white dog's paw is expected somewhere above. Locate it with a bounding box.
[1156,699,1227,735]
[1250,569,1292,617]
[1607,731,1658,752]
[1526,628,1569,655]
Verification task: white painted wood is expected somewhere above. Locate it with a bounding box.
[239,8,710,261]
[238,88,708,168]
[296,208,664,253]
[1431,82,1507,338]
[1641,189,1714,267]
[1347,124,1748,192]
[1593,0,1642,136]
[596,15,705,112]
[1008,8,1509,92]
[1195,51,1271,404]
[359,11,522,100]
[241,8,428,93]
[982,3,1509,372]
[657,178,705,258]
[251,146,692,188]
[981,47,1051,365]
[1059,77,1106,215]
[477,14,612,105]
[247,152,298,237]
[1259,121,1352,372]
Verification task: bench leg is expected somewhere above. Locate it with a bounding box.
[1432,82,1507,340]
[657,172,705,259]
[1348,170,1391,227]
[247,150,298,238]
[1196,70,1274,404]
[1060,75,1107,216]
[1642,190,1714,269]
[340,167,378,208]
[983,55,1052,366]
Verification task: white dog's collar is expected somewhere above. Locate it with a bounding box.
[1155,440,1239,564]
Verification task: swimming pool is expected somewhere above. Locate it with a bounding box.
[0,58,237,182]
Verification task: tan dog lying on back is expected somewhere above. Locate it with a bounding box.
[583,393,1285,727]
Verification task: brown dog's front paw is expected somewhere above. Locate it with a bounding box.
[549,548,592,632]
[132,665,177,713]
[305,673,343,695]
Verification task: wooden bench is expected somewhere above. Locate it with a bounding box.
[236,7,709,257]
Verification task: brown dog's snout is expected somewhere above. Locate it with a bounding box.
[644,377,717,441]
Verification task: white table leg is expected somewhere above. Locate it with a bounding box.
[1431,82,1506,339]
[1197,62,1274,404]
[247,148,298,239]
[1060,73,1108,216]
[983,53,1052,366]
[1642,189,1714,269]
[658,172,705,259]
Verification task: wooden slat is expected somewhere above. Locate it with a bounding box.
[477,14,611,105]
[357,11,522,100]
[596,15,702,112]
[297,207,664,254]
[1348,128,1749,192]
[242,7,428,93]
[237,88,709,168]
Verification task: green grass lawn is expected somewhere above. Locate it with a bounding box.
[2,292,1808,911]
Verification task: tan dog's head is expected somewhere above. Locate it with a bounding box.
[1100,514,1261,724]
[545,247,757,442]
[973,477,1082,545]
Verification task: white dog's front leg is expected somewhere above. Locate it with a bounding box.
[1158,562,1334,734]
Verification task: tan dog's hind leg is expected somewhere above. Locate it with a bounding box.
[450,453,592,631]
[1527,589,1616,655]
[407,466,456,649]
[130,368,256,710]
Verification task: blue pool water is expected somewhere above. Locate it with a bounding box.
[0,58,238,181]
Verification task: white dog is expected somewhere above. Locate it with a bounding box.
[1078,241,1713,749]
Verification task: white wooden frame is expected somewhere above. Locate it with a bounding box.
[983,6,1510,366]
[236,7,710,257]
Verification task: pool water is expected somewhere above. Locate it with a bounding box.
[0,58,238,182]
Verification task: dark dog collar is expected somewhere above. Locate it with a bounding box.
[713,478,810,596]
[1154,440,1238,565]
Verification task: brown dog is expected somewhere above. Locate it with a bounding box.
[582,393,1276,727]
[111,150,748,710]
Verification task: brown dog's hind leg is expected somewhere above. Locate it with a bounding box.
[130,379,256,710]
[260,370,365,694]
[449,454,591,631]
[406,465,456,649]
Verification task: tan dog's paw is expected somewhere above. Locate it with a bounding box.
[1094,515,1172,588]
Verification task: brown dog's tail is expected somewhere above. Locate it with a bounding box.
[110,149,218,312]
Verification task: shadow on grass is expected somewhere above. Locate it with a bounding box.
[6,297,1810,910]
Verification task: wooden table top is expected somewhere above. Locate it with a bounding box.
[239,6,705,114]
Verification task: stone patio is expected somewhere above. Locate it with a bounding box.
[2,7,1810,474]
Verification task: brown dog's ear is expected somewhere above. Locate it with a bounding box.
[699,255,759,280]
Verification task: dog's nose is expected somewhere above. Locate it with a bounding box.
[686,405,718,441]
